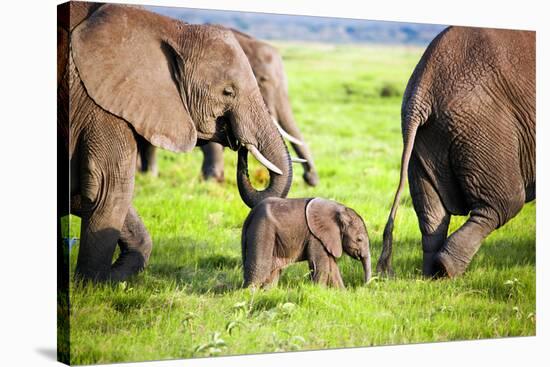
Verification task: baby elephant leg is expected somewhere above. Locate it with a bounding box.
[327,258,345,288]
[262,268,282,289]
[308,241,345,289]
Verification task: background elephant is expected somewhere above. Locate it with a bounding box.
[138,28,319,186]
[242,197,371,288]
[58,4,293,281]
[377,26,535,278]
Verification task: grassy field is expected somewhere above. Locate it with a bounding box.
[66,42,536,364]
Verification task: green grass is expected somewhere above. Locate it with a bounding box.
[66,42,536,364]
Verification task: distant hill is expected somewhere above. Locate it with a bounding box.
[146,5,447,45]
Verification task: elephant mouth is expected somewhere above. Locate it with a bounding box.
[211,113,283,175]
[213,113,240,151]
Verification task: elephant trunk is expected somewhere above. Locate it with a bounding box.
[235,95,293,208]
[275,92,319,186]
[362,252,372,284]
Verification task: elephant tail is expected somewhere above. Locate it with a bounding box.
[376,93,431,276]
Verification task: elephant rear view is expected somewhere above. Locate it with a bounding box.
[377,26,535,277]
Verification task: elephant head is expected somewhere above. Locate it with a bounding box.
[71,4,292,207]
[232,30,319,186]
[306,198,372,283]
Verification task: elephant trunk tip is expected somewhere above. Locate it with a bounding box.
[362,255,372,284]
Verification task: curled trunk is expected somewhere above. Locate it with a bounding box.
[234,89,293,208]
[236,138,292,208]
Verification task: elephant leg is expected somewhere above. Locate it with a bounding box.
[242,222,276,287]
[262,268,281,289]
[275,101,318,186]
[75,116,140,282]
[409,155,451,277]
[136,136,158,177]
[435,208,499,277]
[309,257,344,288]
[436,181,525,277]
[308,240,344,288]
[200,142,225,182]
[328,259,345,289]
[287,138,318,187]
[142,143,158,177]
[112,204,152,279]
[296,143,319,187]
[308,258,328,285]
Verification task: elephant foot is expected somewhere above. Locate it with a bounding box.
[74,267,111,283]
[139,167,159,177]
[203,172,224,183]
[148,166,159,178]
[303,170,319,187]
[434,250,467,278]
[244,280,265,290]
[422,251,442,278]
[202,167,225,183]
[74,260,145,283]
[111,251,148,280]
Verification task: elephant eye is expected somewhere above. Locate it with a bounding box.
[223,86,235,97]
[357,236,364,242]
[258,76,269,83]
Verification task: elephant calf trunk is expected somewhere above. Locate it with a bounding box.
[362,254,372,284]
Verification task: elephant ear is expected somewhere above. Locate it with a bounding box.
[306,198,343,258]
[71,5,196,153]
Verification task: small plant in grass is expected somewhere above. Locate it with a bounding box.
[269,330,306,352]
[510,306,535,323]
[504,278,524,299]
[232,300,250,315]
[193,332,227,356]
[225,320,245,335]
[182,312,197,325]
[224,300,251,335]
[259,302,298,322]
[117,281,134,293]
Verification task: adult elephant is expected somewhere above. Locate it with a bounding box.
[377,26,535,278]
[138,28,319,186]
[58,4,293,282]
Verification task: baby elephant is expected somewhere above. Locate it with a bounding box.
[241,197,371,288]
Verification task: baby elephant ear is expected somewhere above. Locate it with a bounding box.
[306,198,343,258]
[71,5,197,153]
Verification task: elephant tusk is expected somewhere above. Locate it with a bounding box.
[244,143,283,175]
[291,157,307,163]
[271,116,304,146]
